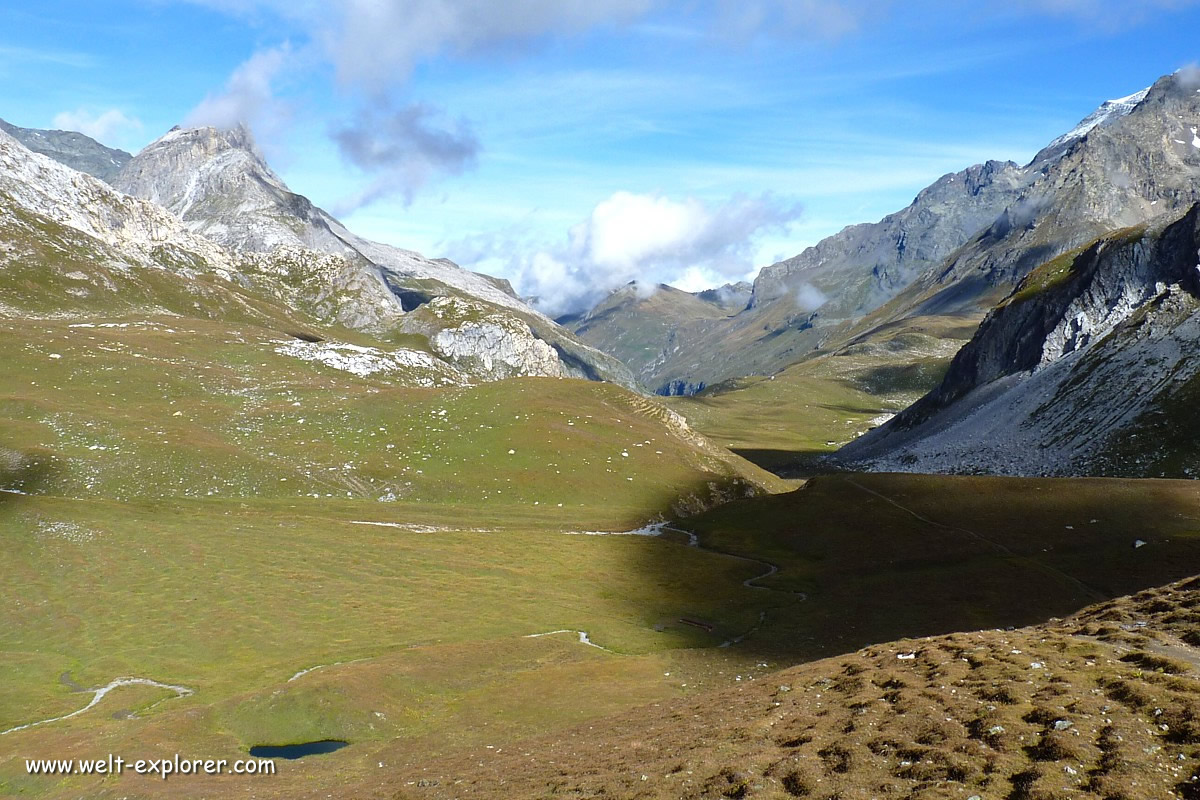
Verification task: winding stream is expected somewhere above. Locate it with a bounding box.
[1,677,193,736]
[524,629,613,652]
[550,521,806,651]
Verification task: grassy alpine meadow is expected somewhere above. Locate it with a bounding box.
[679,472,1200,662]
[0,311,788,798]
[4,313,1200,800]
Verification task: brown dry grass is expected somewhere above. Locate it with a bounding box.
[384,576,1200,800]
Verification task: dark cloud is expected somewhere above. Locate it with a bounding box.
[330,102,480,211]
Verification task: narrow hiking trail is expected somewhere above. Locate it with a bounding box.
[524,629,613,652]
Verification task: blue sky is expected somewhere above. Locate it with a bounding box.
[2,0,1199,313]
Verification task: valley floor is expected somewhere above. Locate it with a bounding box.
[3,315,1200,800]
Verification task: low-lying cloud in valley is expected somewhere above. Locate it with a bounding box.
[445,190,802,316]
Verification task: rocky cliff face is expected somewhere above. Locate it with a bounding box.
[750,159,1032,315]
[840,204,1200,476]
[0,126,234,274]
[0,118,131,183]
[114,125,353,255]
[110,124,635,387]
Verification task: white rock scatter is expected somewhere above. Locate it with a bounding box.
[274,340,466,387]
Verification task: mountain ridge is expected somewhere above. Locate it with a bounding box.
[0,117,131,183]
[107,122,637,386]
[840,201,1200,476]
[568,77,1200,397]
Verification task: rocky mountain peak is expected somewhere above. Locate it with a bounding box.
[148,122,265,166]
[113,121,350,255]
[1032,86,1151,164]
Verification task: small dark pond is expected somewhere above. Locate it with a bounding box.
[249,740,349,759]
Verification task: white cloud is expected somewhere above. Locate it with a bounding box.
[445,190,802,316]
[714,0,882,42]
[183,45,291,138]
[190,0,658,90]
[794,283,828,312]
[51,108,142,146]
[1000,0,1200,26]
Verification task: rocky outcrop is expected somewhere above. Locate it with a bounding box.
[840,204,1200,476]
[656,379,706,397]
[0,118,131,183]
[425,297,563,380]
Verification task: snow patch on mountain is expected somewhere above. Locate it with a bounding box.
[1045,88,1150,152]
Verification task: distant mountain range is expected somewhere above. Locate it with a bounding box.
[559,281,752,394]
[570,73,1200,400]
[7,70,1200,478]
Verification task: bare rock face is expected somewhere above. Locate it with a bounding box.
[750,159,1031,314]
[113,125,353,255]
[0,126,235,275]
[840,204,1200,477]
[429,298,564,380]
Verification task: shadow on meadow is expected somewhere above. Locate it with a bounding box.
[640,471,1200,665]
[0,446,57,512]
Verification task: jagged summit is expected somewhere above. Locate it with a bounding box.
[113,122,347,255]
[113,121,543,312]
